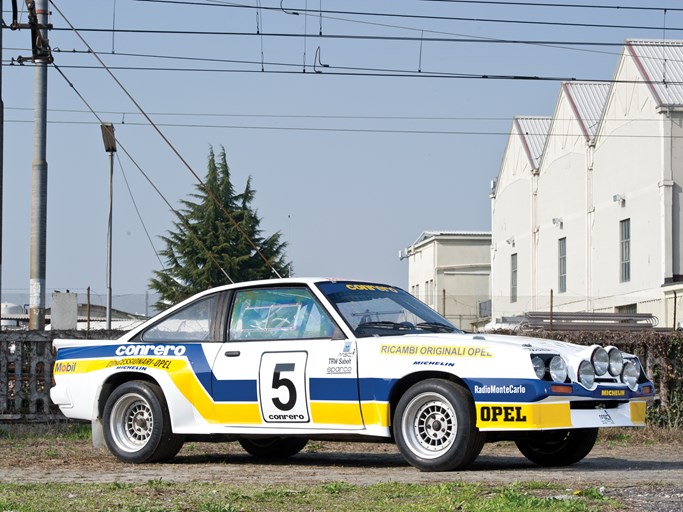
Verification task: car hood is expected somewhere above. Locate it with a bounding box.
[391,331,601,357]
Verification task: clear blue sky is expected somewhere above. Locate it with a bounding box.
[2,0,683,307]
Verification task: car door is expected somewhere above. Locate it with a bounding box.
[211,285,364,431]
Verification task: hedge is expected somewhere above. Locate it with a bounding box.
[491,329,683,428]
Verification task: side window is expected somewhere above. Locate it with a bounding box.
[229,287,339,341]
[142,295,217,342]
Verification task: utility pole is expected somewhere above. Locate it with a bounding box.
[9,1,53,329]
[28,0,50,330]
[100,123,117,330]
[0,1,5,307]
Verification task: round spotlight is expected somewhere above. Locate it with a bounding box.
[531,356,545,379]
[607,347,624,377]
[578,360,595,389]
[549,356,568,383]
[591,347,609,376]
[622,361,639,391]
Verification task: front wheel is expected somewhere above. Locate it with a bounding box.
[515,428,598,467]
[102,380,185,463]
[239,437,308,458]
[393,379,485,472]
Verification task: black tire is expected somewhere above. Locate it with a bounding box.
[238,437,308,458]
[393,379,485,472]
[102,380,185,463]
[515,428,598,467]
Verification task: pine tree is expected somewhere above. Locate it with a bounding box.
[149,146,290,308]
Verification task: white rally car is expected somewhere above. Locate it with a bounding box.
[51,278,654,471]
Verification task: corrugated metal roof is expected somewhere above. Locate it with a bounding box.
[513,117,551,169]
[626,39,683,107]
[562,82,610,141]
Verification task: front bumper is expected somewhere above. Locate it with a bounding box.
[475,399,647,430]
[467,377,654,431]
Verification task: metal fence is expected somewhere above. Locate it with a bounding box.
[0,335,57,420]
[0,331,123,422]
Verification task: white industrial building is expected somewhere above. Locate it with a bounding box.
[491,39,683,328]
[402,231,491,331]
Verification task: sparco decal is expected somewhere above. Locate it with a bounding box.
[115,344,187,357]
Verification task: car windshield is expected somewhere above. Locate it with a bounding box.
[316,281,460,337]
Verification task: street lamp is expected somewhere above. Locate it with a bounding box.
[100,123,116,330]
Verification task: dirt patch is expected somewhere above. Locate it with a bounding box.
[1,430,682,510]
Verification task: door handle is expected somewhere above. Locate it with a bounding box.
[224,350,241,357]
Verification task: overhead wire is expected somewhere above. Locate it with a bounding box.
[43,27,683,42]
[37,0,683,65]
[12,59,683,86]
[49,0,283,280]
[7,116,683,139]
[132,0,683,32]
[50,62,236,284]
[419,0,683,12]
[115,151,167,271]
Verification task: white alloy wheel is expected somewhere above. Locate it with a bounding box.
[109,392,154,453]
[401,392,458,459]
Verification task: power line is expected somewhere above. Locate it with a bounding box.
[12,59,683,86]
[420,0,683,12]
[43,27,683,41]
[115,151,166,271]
[4,105,519,121]
[133,0,683,32]
[49,0,283,279]
[7,117,683,139]
[51,61,235,285]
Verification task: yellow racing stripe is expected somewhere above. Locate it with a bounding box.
[630,401,647,425]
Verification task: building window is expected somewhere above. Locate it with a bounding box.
[615,303,637,314]
[558,237,567,293]
[510,253,518,303]
[620,218,630,282]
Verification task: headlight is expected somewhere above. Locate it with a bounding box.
[549,356,567,383]
[531,356,545,379]
[591,347,609,376]
[578,360,595,388]
[607,347,624,376]
[629,358,642,375]
[622,361,639,391]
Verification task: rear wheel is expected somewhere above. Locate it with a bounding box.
[393,379,485,472]
[103,380,184,463]
[239,437,308,458]
[515,428,598,467]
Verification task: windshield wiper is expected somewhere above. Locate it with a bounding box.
[415,322,456,333]
[357,321,415,330]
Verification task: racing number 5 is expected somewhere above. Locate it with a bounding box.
[272,363,296,411]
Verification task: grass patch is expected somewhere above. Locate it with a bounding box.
[597,426,683,446]
[0,481,620,512]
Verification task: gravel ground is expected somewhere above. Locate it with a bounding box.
[1,434,682,510]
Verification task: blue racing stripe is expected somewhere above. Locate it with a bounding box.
[309,378,359,401]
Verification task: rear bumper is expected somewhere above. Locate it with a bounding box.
[49,385,73,409]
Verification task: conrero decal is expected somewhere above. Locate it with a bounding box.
[345,284,398,293]
[115,344,187,357]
